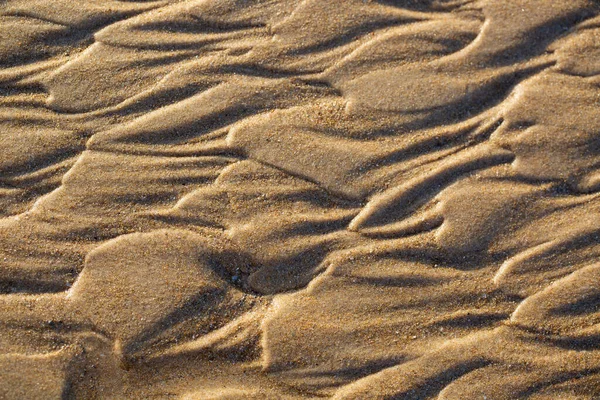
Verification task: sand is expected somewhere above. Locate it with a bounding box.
[1,0,600,398]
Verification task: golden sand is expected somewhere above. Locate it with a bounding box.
[1,0,600,398]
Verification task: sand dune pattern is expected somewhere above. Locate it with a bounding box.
[1,0,600,398]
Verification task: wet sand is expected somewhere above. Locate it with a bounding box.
[1,0,600,398]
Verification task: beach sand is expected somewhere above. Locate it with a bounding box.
[1,0,600,398]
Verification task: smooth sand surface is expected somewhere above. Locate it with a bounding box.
[1,0,600,398]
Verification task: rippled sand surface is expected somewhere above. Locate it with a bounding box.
[1,0,600,398]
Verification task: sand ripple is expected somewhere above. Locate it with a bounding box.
[1,0,600,398]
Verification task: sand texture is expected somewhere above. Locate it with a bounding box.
[1,0,600,398]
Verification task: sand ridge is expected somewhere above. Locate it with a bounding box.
[1,0,600,398]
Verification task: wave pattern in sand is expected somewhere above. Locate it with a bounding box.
[1,0,600,398]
